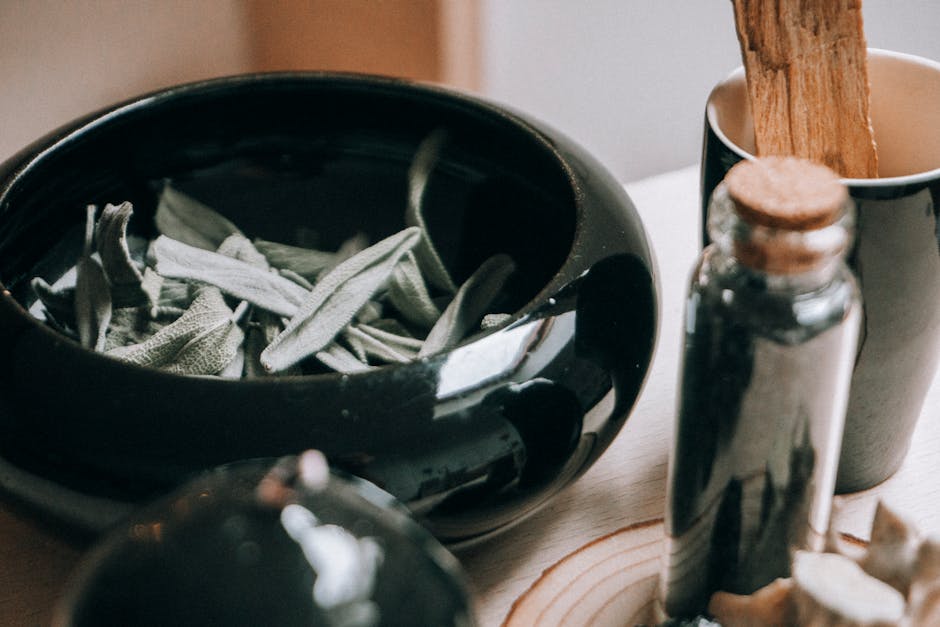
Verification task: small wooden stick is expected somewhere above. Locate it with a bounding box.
[731,0,878,178]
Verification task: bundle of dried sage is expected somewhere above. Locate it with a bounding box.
[30,137,517,378]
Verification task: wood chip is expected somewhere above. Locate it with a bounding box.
[792,550,905,625]
[731,0,878,178]
[708,579,795,627]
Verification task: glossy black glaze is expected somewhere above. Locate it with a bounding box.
[0,73,657,542]
[55,458,475,626]
[702,118,940,494]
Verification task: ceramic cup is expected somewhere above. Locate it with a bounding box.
[701,49,940,493]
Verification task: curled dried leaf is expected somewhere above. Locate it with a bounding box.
[481,313,512,331]
[217,233,270,269]
[150,235,308,318]
[279,268,315,291]
[343,325,415,365]
[95,201,150,307]
[315,343,372,374]
[31,277,75,327]
[154,184,243,250]
[387,251,440,329]
[419,254,516,357]
[108,287,244,376]
[75,205,112,351]
[254,239,336,280]
[405,129,457,293]
[356,322,423,352]
[260,227,421,372]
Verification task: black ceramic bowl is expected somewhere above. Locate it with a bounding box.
[0,73,657,544]
[54,454,475,626]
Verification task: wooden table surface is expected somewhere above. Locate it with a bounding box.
[2,165,939,627]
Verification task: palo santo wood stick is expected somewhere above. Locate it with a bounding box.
[731,0,879,178]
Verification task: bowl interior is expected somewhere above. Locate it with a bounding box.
[0,74,578,332]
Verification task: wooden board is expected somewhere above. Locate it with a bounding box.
[503,519,666,627]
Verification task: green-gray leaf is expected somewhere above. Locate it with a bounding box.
[254,239,335,280]
[108,287,244,375]
[31,277,75,327]
[217,344,245,379]
[154,184,243,250]
[356,322,424,352]
[95,201,149,308]
[419,254,516,357]
[315,343,372,374]
[217,233,270,269]
[481,313,512,330]
[150,235,308,317]
[405,129,457,293]
[104,306,177,352]
[387,251,440,329]
[260,227,421,372]
[75,206,112,351]
[243,310,302,378]
[278,268,315,291]
[344,325,415,364]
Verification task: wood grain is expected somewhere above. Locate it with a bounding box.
[731,0,878,178]
[502,520,665,627]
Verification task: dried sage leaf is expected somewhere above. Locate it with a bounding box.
[260,227,421,372]
[31,277,75,327]
[481,313,512,330]
[218,344,245,379]
[243,310,303,378]
[335,232,370,262]
[150,235,308,317]
[279,268,315,291]
[355,300,383,324]
[75,205,112,351]
[217,233,270,269]
[104,306,176,352]
[405,129,457,293]
[387,251,440,329]
[356,322,424,352]
[419,254,516,357]
[344,329,369,363]
[95,201,149,307]
[254,239,335,280]
[155,184,243,250]
[149,275,194,319]
[315,343,372,374]
[344,325,415,364]
[108,287,244,375]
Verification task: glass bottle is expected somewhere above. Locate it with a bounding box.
[661,157,862,618]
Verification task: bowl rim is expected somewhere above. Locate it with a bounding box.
[706,48,940,188]
[0,70,593,383]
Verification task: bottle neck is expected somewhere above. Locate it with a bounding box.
[706,183,855,290]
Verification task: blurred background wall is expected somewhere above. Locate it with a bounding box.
[2,0,939,182]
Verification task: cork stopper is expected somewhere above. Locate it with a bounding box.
[725,157,848,231]
[721,157,851,274]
